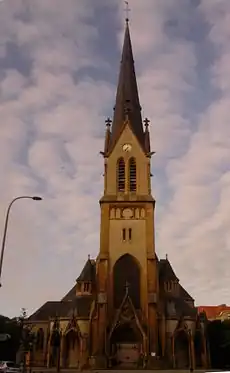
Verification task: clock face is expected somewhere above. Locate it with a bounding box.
[122,143,132,152]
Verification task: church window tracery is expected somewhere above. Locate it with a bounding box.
[122,228,126,241]
[122,228,132,241]
[117,158,125,192]
[129,157,136,192]
[128,228,132,240]
[83,282,90,292]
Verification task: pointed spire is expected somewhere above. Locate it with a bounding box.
[109,21,145,151]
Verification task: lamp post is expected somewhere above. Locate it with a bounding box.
[0,195,42,287]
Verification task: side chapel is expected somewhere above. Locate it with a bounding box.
[26,20,210,370]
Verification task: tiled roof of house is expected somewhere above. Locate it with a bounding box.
[197,304,230,319]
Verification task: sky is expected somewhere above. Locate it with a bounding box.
[0,0,230,318]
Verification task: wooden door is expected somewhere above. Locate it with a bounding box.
[116,343,139,367]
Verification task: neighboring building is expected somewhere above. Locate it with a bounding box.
[198,305,230,321]
[26,20,209,370]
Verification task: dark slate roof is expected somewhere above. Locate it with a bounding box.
[28,301,72,321]
[74,296,93,317]
[158,258,179,282]
[179,285,194,301]
[165,295,197,318]
[61,284,76,301]
[109,21,145,152]
[28,296,93,321]
[76,259,96,282]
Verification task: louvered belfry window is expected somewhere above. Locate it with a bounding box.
[129,157,136,192]
[117,158,125,192]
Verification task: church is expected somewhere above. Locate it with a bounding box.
[26,20,210,370]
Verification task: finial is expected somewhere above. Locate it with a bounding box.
[88,254,90,260]
[166,253,168,260]
[124,1,130,23]
[144,118,150,128]
[105,117,112,128]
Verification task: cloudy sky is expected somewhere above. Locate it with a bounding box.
[0,0,230,318]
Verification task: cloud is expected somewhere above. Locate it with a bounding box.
[118,0,230,305]
[0,0,230,317]
[0,0,111,316]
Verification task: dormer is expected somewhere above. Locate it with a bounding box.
[76,256,95,296]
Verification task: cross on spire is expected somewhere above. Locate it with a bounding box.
[105,117,112,128]
[144,118,150,127]
[124,1,131,23]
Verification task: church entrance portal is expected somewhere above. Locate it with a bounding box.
[110,323,142,368]
[63,329,80,368]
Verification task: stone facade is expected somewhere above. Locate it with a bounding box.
[25,21,210,370]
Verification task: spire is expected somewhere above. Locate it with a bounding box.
[109,21,145,151]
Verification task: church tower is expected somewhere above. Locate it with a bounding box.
[94,20,159,365]
[27,16,209,373]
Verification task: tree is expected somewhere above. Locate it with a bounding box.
[0,308,36,364]
[0,315,21,361]
[17,308,36,371]
[207,319,230,369]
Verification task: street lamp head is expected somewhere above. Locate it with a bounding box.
[32,196,42,201]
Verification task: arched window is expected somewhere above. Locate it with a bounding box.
[129,157,136,192]
[117,158,125,192]
[36,328,44,351]
[113,254,140,309]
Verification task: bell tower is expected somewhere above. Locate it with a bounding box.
[94,20,159,362]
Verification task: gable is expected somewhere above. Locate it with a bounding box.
[108,120,147,161]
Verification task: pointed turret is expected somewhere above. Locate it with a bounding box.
[108,21,145,152]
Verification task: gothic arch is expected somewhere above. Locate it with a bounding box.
[113,254,140,309]
[63,329,81,368]
[174,329,190,369]
[117,157,125,192]
[111,322,141,344]
[128,157,137,192]
[36,328,44,351]
[49,330,61,367]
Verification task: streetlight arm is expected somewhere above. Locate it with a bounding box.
[0,195,42,287]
